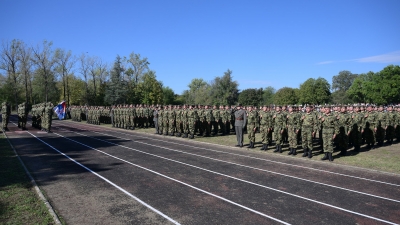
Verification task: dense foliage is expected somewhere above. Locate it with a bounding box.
[1,39,399,108]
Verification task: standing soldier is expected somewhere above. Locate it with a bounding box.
[259,106,270,150]
[130,105,136,130]
[320,105,337,161]
[153,106,159,134]
[168,105,176,136]
[300,104,318,158]
[234,104,247,147]
[337,105,351,156]
[218,105,226,135]
[158,106,164,135]
[273,105,286,153]
[376,105,387,146]
[175,105,183,137]
[186,105,197,139]
[350,105,364,152]
[222,105,231,135]
[386,105,396,145]
[1,102,11,131]
[204,105,213,137]
[163,105,169,135]
[286,105,300,155]
[181,105,188,137]
[246,106,258,148]
[363,104,377,149]
[211,105,219,135]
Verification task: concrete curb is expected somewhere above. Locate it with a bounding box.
[2,130,62,225]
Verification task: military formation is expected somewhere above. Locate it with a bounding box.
[31,102,54,132]
[67,103,400,162]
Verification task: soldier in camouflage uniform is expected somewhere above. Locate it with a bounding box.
[1,102,11,131]
[259,106,270,150]
[273,105,286,153]
[385,105,396,144]
[222,105,231,135]
[184,105,197,139]
[204,105,213,137]
[246,106,258,148]
[375,105,387,146]
[337,105,351,156]
[363,105,377,149]
[168,105,176,136]
[350,105,364,152]
[175,105,183,137]
[286,105,300,155]
[320,105,337,161]
[211,105,219,135]
[300,105,318,158]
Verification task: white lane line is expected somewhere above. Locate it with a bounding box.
[53,123,400,203]
[52,127,398,225]
[58,121,400,187]
[24,130,181,225]
[32,131,291,225]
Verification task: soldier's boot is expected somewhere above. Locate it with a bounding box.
[273,145,279,152]
[288,148,293,155]
[302,148,308,157]
[339,149,347,156]
[170,132,174,136]
[279,145,283,153]
[164,131,169,136]
[321,153,329,160]
[176,132,181,137]
[354,145,360,152]
[260,144,266,150]
[159,132,163,135]
[189,134,194,139]
[328,152,334,161]
[308,150,313,158]
[247,142,253,148]
[292,148,297,155]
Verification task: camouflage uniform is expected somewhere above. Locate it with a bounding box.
[286,106,300,155]
[246,106,258,148]
[301,107,318,158]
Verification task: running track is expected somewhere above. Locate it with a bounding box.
[4,117,400,225]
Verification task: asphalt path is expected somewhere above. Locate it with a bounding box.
[4,117,400,225]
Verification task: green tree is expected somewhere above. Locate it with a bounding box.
[273,87,298,105]
[0,39,22,109]
[31,40,57,102]
[210,69,239,105]
[262,86,275,105]
[162,86,175,105]
[299,77,331,104]
[331,70,357,104]
[238,88,263,106]
[105,56,127,105]
[138,70,163,104]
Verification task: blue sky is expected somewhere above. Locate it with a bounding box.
[1,0,400,94]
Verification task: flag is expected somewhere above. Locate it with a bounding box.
[54,101,66,120]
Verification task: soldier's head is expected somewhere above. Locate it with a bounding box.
[306,105,312,113]
[275,105,281,112]
[341,106,346,113]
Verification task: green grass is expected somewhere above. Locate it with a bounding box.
[0,133,56,225]
[66,120,400,174]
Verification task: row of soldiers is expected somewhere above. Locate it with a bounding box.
[1,102,11,131]
[31,102,54,133]
[244,103,400,161]
[67,103,400,161]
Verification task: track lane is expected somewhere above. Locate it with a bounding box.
[47,121,400,225]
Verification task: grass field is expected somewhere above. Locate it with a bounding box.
[0,133,56,225]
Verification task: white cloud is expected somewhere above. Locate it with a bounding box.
[353,51,400,63]
[316,61,335,65]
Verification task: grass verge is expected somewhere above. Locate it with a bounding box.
[0,133,56,225]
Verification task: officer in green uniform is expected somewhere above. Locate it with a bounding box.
[337,105,351,156]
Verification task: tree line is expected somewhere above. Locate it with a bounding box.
[1,39,399,109]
